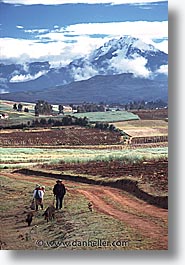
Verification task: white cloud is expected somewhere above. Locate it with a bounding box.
[0,21,168,66]
[9,70,48,82]
[156,64,168,75]
[16,25,24,29]
[71,61,99,81]
[110,56,151,78]
[0,36,105,66]
[61,21,168,39]
[1,0,167,5]
[0,89,9,94]
[153,40,168,53]
[0,37,67,62]
[24,29,49,34]
[135,38,168,53]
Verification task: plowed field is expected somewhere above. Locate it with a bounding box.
[41,159,168,195]
[0,126,121,146]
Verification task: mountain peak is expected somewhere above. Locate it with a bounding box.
[91,35,159,61]
[0,35,168,94]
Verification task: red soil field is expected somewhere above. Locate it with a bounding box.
[0,126,121,146]
[42,159,168,194]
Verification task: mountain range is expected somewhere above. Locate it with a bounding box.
[0,36,168,104]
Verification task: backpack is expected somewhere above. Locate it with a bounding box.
[35,189,41,199]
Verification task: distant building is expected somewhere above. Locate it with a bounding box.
[63,106,73,113]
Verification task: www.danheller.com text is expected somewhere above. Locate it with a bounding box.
[35,239,130,248]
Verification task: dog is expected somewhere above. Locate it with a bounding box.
[88,201,93,212]
[25,212,33,226]
[42,205,55,222]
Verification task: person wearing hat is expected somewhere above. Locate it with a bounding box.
[32,184,44,211]
[53,179,66,210]
[41,186,46,193]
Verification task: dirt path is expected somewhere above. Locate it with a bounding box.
[0,171,168,250]
[77,188,168,249]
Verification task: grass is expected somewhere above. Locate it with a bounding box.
[0,146,168,169]
[113,120,168,137]
[72,111,140,123]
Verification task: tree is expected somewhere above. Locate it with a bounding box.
[35,100,53,115]
[40,118,47,126]
[17,103,23,112]
[13,103,17,110]
[58,104,64,114]
[109,124,116,131]
[24,107,29,112]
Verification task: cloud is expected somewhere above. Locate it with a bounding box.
[0,37,67,62]
[1,0,167,6]
[156,64,168,75]
[0,88,9,94]
[110,56,151,78]
[24,29,49,34]
[71,61,99,81]
[60,21,168,39]
[0,35,106,66]
[0,21,168,66]
[16,25,24,29]
[9,70,48,82]
[152,40,168,53]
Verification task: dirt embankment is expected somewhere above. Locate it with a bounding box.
[13,168,168,209]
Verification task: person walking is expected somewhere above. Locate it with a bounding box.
[33,184,44,211]
[41,185,46,194]
[53,179,66,210]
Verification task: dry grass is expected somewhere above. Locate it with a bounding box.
[113,120,168,137]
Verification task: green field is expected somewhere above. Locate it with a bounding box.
[72,111,139,123]
[0,100,139,128]
[0,146,168,169]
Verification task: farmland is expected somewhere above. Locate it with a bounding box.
[131,108,168,120]
[73,110,139,123]
[0,100,168,250]
[0,127,121,147]
[0,100,139,128]
[0,146,168,169]
[113,120,168,137]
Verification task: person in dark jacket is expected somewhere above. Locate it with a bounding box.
[53,179,66,210]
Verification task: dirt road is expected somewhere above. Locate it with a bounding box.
[0,171,168,250]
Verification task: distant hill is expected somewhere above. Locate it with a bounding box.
[0,73,168,104]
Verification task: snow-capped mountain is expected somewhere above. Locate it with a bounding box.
[69,36,167,80]
[0,36,168,96]
[88,36,165,71]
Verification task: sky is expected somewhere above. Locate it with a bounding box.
[0,0,168,67]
